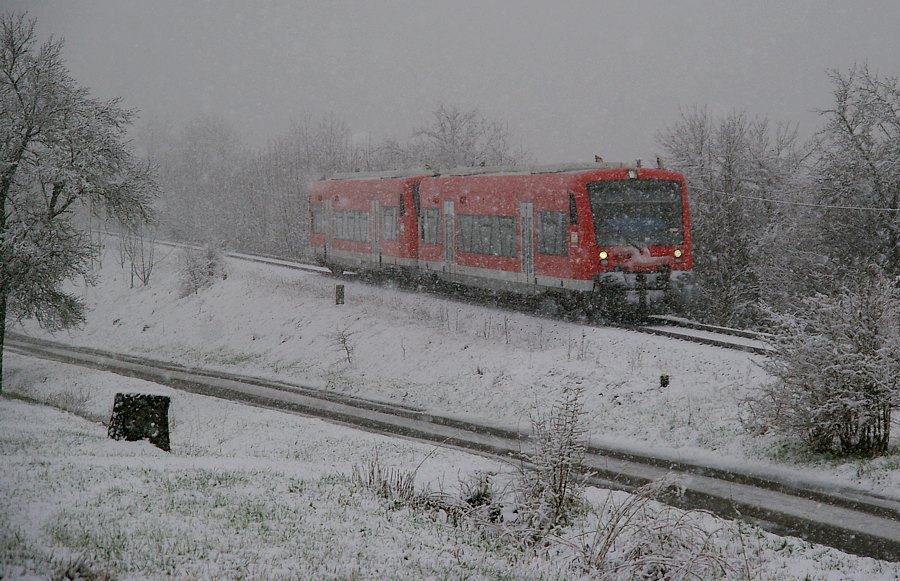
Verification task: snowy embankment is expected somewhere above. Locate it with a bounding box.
[16,243,900,494]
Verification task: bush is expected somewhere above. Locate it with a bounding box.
[515,384,587,533]
[349,393,750,578]
[52,555,115,581]
[571,478,735,579]
[749,272,900,457]
[178,243,226,297]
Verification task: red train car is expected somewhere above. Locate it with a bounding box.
[309,163,692,307]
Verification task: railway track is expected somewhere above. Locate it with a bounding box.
[222,249,774,355]
[631,316,772,355]
[6,331,900,561]
[113,236,771,355]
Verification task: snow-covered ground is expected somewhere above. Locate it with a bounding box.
[2,357,550,580]
[15,243,900,494]
[5,356,900,580]
[4,243,900,578]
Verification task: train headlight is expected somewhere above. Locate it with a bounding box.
[674,249,683,258]
[599,251,608,260]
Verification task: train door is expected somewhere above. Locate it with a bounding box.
[407,183,420,261]
[520,202,535,284]
[371,200,380,264]
[324,199,332,260]
[443,200,455,275]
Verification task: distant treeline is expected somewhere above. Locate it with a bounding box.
[136,68,900,328]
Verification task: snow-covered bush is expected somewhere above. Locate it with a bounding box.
[515,384,588,533]
[751,272,900,457]
[348,393,751,578]
[331,326,355,365]
[570,478,736,579]
[52,555,115,581]
[351,451,419,505]
[178,243,226,297]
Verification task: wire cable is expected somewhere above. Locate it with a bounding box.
[692,186,900,212]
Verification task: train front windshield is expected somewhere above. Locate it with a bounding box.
[587,180,684,247]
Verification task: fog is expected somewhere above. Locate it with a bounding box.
[11,0,900,162]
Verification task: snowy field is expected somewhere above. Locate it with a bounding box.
[4,356,900,580]
[1,358,547,580]
[4,243,900,578]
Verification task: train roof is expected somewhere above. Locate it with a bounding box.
[443,162,635,177]
[324,161,675,182]
[326,168,438,181]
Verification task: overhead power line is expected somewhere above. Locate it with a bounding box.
[692,186,900,213]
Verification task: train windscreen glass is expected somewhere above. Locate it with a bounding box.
[587,180,684,247]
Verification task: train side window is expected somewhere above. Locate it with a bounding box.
[334,211,345,239]
[399,192,406,217]
[334,210,369,241]
[498,217,516,257]
[537,211,568,256]
[458,215,516,257]
[568,192,578,225]
[383,207,399,240]
[420,208,440,244]
[311,205,325,234]
[356,211,369,241]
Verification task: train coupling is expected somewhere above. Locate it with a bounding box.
[593,269,671,292]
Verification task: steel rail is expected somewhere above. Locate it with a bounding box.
[218,250,772,355]
[625,324,771,355]
[107,235,771,355]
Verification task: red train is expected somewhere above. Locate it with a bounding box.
[308,162,693,311]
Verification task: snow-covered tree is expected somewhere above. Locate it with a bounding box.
[658,108,806,326]
[412,104,529,169]
[810,65,900,283]
[160,115,244,242]
[244,116,358,254]
[0,13,155,392]
[147,106,530,258]
[752,272,900,457]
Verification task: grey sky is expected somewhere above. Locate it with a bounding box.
[10,0,900,163]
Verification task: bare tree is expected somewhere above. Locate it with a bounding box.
[157,115,244,244]
[412,104,529,169]
[658,107,806,326]
[332,326,355,365]
[120,224,158,287]
[811,65,900,283]
[0,13,156,391]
